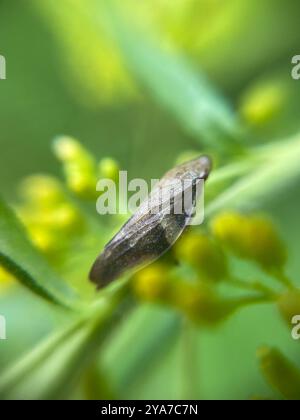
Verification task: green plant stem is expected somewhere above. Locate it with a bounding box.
[227,276,278,300]
[235,294,275,307]
[181,319,199,400]
[0,280,135,399]
[271,270,294,289]
[109,311,181,395]
[207,158,259,190]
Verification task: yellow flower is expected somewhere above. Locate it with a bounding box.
[211,212,287,271]
[98,158,120,183]
[170,280,233,325]
[240,82,286,126]
[53,136,84,162]
[53,136,97,199]
[131,262,171,302]
[277,289,300,325]
[0,266,15,292]
[33,0,136,106]
[174,231,228,282]
[249,217,287,271]
[17,171,85,261]
[28,226,59,255]
[19,175,64,208]
[211,212,251,256]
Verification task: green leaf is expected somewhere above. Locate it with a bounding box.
[101,305,181,395]
[0,283,132,399]
[91,0,241,151]
[206,134,300,216]
[0,198,77,309]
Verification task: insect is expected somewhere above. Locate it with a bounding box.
[89,155,212,288]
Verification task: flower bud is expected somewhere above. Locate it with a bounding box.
[18,175,84,240]
[211,212,250,255]
[248,217,287,271]
[28,226,58,254]
[53,136,97,198]
[98,158,119,183]
[53,136,86,162]
[174,232,228,282]
[240,82,286,126]
[211,212,286,272]
[0,266,14,291]
[131,263,171,302]
[170,281,235,325]
[67,169,96,198]
[19,176,64,208]
[49,204,84,234]
[257,347,300,400]
[277,289,300,325]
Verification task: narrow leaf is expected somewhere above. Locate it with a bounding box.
[206,134,300,216]
[0,198,77,308]
[0,283,132,399]
[92,0,241,151]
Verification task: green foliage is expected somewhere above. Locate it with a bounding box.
[0,283,131,399]
[94,0,242,151]
[0,199,77,309]
[0,0,300,401]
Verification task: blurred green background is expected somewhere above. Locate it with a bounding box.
[0,0,300,400]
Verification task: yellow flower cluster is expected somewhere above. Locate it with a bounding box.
[211,211,287,273]
[53,136,119,199]
[0,137,123,293]
[277,290,300,325]
[53,136,98,199]
[240,81,287,126]
[174,232,228,283]
[131,210,291,324]
[18,175,84,258]
[3,135,295,329]
[33,0,136,106]
[131,262,236,325]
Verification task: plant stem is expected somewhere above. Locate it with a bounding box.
[0,280,135,399]
[271,270,294,289]
[227,276,278,300]
[181,318,199,400]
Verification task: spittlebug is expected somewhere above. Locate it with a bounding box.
[89,155,212,288]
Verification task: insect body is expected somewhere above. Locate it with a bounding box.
[89,156,212,288]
